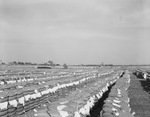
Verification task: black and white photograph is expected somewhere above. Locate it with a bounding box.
[0,0,150,117]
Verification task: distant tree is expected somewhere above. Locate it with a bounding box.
[18,62,24,65]
[2,62,5,65]
[55,64,60,66]
[13,61,17,64]
[24,62,33,65]
[63,63,68,69]
[32,63,37,65]
[48,60,54,66]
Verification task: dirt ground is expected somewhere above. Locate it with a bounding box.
[128,73,150,117]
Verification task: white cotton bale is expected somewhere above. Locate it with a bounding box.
[99,91,103,97]
[30,94,37,99]
[74,111,81,117]
[33,109,37,112]
[9,99,18,107]
[0,81,4,85]
[117,89,121,95]
[22,78,26,82]
[18,86,23,88]
[28,78,33,81]
[74,81,79,85]
[113,99,121,104]
[30,91,41,99]
[6,81,10,84]
[105,86,108,91]
[112,103,121,108]
[110,81,113,85]
[17,80,21,82]
[58,85,63,89]
[18,97,25,106]
[111,107,118,111]
[24,94,31,101]
[62,84,67,88]
[96,94,100,99]
[83,105,90,115]
[88,98,94,108]
[47,88,52,93]
[11,80,16,83]
[69,82,74,86]
[79,107,87,115]
[66,83,72,87]
[102,87,106,93]
[49,87,58,93]
[106,83,109,87]
[114,111,119,116]
[36,93,42,98]
[144,74,147,79]
[41,90,49,95]
[0,102,8,110]
[127,98,130,103]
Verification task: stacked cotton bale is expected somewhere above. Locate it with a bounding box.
[16,92,25,115]
[38,87,49,104]
[134,69,150,81]
[0,96,8,117]
[74,74,120,117]
[8,93,18,117]
[0,78,7,85]
[24,89,36,112]
[134,69,145,79]
[0,66,119,117]
[101,71,134,117]
[142,71,150,80]
[16,73,95,116]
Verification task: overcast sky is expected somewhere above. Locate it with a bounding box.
[0,0,150,65]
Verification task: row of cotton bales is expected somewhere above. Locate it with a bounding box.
[0,72,73,85]
[0,65,120,117]
[74,71,124,117]
[134,69,150,80]
[101,71,135,117]
[0,71,106,117]
[0,68,96,86]
[0,70,96,95]
[0,70,99,96]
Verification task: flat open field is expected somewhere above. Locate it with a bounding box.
[0,65,150,117]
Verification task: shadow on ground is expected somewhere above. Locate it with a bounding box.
[140,79,150,94]
[133,72,150,95]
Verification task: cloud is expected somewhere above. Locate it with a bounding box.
[0,0,150,64]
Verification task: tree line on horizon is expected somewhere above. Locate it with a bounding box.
[7,61,60,66]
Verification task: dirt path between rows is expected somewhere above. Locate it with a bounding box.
[128,73,150,117]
